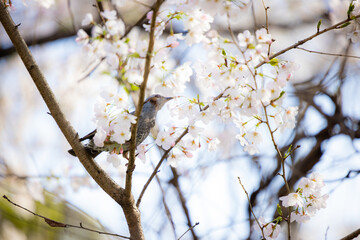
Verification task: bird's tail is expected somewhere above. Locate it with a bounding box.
[68,147,102,158]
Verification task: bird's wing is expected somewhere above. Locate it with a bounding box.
[79,129,97,141]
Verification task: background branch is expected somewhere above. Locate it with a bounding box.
[0,3,144,239]
[3,195,130,239]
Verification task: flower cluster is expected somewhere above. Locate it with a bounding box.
[255,216,281,240]
[255,173,327,239]
[93,90,136,149]
[75,1,300,162]
[154,123,220,167]
[280,173,328,223]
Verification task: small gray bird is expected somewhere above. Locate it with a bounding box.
[68,94,173,158]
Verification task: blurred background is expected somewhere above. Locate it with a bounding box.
[0,0,360,239]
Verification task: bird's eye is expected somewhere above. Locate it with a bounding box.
[150,97,157,104]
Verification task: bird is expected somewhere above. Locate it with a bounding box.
[68,94,173,158]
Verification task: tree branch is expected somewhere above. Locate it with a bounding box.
[126,0,164,196]
[0,3,144,239]
[2,195,130,239]
[255,14,360,69]
[340,228,360,240]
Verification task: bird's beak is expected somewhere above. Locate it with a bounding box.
[165,96,174,101]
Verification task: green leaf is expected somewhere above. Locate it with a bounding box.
[316,19,322,32]
[130,84,140,91]
[339,22,351,29]
[269,58,279,66]
[128,52,140,58]
[279,90,285,98]
[347,2,355,18]
[222,49,226,56]
[247,43,255,49]
[284,144,293,158]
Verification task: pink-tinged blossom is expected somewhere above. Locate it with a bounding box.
[167,33,184,48]
[93,99,110,130]
[188,124,204,137]
[107,153,121,168]
[76,29,89,45]
[106,20,125,36]
[207,137,220,151]
[282,106,298,129]
[156,130,175,150]
[280,192,304,208]
[208,98,226,115]
[183,138,200,151]
[298,177,316,197]
[101,10,117,20]
[255,217,281,240]
[256,28,272,44]
[197,110,212,124]
[110,126,131,144]
[94,128,107,147]
[237,30,255,50]
[236,134,248,147]
[309,172,325,189]
[136,144,147,164]
[155,80,176,97]
[178,102,200,120]
[168,152,180,167]
[247,131,263,144]
[290,211,310,223]
[307,193,329,213]
[106,53,119,69]
[82,13,94,26]
[298,178,316,197]
[280,173,328,223]
[125,70,143,85]
[243,144,259,155]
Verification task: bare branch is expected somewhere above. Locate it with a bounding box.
[238,177,265,239]
[3,195,130,239]
[136,128,189,207]
[126,0,164,196]
[296,47,360,59]
[177,222,199,240]
[255,14,360,68]
[170,167,199,240]
[340,228,360,240]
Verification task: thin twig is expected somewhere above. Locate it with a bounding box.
[170,166,199,240]
[121,1,157,40]
[255,14,360,69]
[136,128,189,207]
[153,163,177,239]
[3,195,130,239]
[126,0,164,197]
[237,177,265,239]
[296,47,360,59]
[177,222,200,240]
